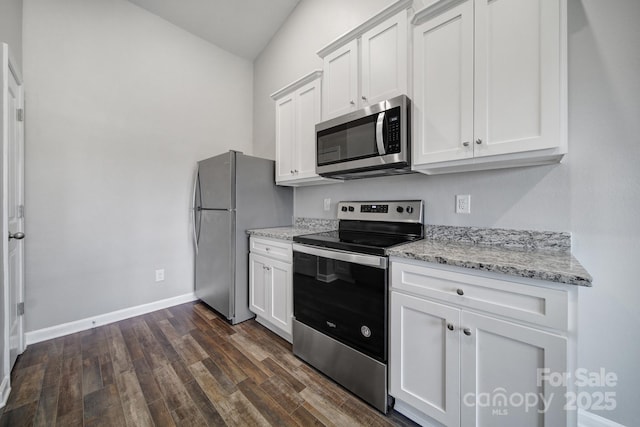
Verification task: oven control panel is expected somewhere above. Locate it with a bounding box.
[337,200,423,223]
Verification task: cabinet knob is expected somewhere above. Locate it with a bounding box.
[290,170,294,174]
[294,169,298,173]
[475,138,482,145]
[447,323,454,331]
[463,328,472,336]
[456,288,464,296]
[361,96,367,101]
[350,100,355,105]
[462,141,470,147]
[265,247,270,251]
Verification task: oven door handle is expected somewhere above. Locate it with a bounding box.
[293,244,388,269]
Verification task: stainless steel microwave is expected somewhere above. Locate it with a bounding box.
[315,95,411,179]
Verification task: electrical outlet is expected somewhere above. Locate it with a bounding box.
[155,269,165,282]
[456,195,471,214]
[323,198,331,211]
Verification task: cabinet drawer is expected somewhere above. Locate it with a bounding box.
[250,237,292,263]
[391,262,568,331]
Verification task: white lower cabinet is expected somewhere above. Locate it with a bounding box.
[390,260,575,427]
[249,237,293,342]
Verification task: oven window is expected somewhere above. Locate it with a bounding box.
[293,251,387,362]
[317,114,379,165]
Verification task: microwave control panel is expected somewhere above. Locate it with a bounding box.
[385,107,402,154]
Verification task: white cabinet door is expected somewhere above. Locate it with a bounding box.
[390,292,461,427]
[274,94,296,181]
[413,0,474,164]
[267,257,293,335]
[460,311,568,427]
[294,78,321,179]
[361,11,408,106]
[322,39,358,120]
[249,253,269,318]
[473,0,563,157]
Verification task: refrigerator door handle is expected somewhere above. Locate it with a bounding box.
[192,171,199,254]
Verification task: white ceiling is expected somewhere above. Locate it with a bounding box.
[127,0,301,60]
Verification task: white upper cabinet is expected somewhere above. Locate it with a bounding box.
[272,71,336,186]
[322,40,358,119]
[360,12,408,106]
[318,0,411,121]
[412,0,567,174]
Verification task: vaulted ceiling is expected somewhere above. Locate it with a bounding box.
[127,0,301,60]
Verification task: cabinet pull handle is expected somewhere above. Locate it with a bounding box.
[463,328,472,336]
[361,96,367,101]
[475,138,482,145]
[462,141,470,147]
[456,288,464,296]
[350,100,355,105]
[447,323,454,331]
[294,169,298,173]
[290,170,294,174]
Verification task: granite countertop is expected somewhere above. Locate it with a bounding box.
[246,218,338,241]
[387,225,593,287]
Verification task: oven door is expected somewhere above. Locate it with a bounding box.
[292,244,388,362]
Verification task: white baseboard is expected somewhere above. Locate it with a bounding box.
[25,293,197,346]
[0,374,10,408]
[578,409,626,427]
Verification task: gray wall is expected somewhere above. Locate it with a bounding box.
[0,0,23,398]
[253,0,640,425]
[0,0,23,68]
[22,0,254,331]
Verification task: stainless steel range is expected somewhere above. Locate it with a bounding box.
[292,200,424,413]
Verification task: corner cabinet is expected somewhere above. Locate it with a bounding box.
[249,237,293,342]
[318,0,411,120]
[271,71,336,187]
[411,0,567,174]
[390,259,577,427]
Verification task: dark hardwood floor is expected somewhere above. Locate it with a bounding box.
[0,301,417,426]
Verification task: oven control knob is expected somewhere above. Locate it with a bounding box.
[361,325,371,338]
[341,206,348,212]
[406,206,414,214]
[396,206,404,213]
[348,206,355,212]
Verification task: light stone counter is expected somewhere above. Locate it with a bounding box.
[387,225,592,286]
[246,218,338,241]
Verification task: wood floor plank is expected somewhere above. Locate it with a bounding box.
[82,356,103,395]
[262,357,306,392]
[116,368,154,427]
[290,404,327,427]
[83,383,121,423]
[105,324,134,374]
[259,374,306,414]
[132,320,171,371]
[56,372,82,418]
[170,401,208,426]
[0,401,38,427]
[3,363,45,411]
[215,390,271,427]
[238,378,299,426]
[119,319,146,362]
[153,365,193,411]
[189,360,234,402]
[132,357,163,405]
[33,385,58,427]
[190,329,248,384]
[147,400,176,427]
[182,379,227,426]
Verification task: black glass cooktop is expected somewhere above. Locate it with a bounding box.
[293,229,422,256]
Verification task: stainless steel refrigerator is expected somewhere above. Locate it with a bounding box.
[193,151,293,324]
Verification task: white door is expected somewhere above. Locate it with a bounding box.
[460,311,568,427]
[248,254,268,318]
[2,43,25,374]
[294,79,321,180]
[274,94,295,182]
[322,39,358,120]
[389,292,461,427]
[413,0,474,165]
[267,257,292,334]
[361,11,408,106]
[473,0,563,157]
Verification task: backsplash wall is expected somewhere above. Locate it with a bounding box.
[253,1,640,425]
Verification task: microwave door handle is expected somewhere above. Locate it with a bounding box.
[375,111,386,155]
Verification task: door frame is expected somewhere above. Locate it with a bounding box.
[1,42,25,406]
